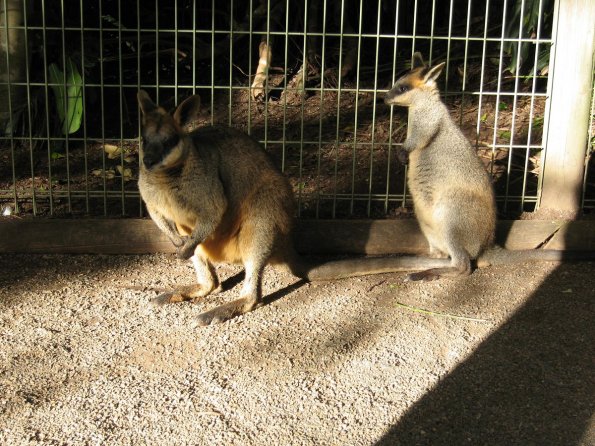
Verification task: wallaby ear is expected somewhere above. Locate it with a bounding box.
[137,90,157,115]
[423,62,445,84]
[173,95,202,128]
[412,52,426,70]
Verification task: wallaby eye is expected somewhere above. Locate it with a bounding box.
[399,85,409,93]
[162,134,180,152]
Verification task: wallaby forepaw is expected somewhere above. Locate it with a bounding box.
[176,239,198,260]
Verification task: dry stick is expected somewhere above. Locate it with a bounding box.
[395,301,489,323]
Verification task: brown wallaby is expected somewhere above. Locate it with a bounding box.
[137,90,453,325]
[384,53,593,281]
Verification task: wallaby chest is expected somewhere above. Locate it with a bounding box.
[139,164,202,227]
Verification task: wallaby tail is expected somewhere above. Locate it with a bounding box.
[285,253,452,281]
[285,247,595,281]
[477,246,595,268]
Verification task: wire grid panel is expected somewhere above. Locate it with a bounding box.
[0,0,557,218]
[583,71,595,211]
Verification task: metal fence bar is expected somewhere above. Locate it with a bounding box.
[520,0,546,210]
[331,0,346,218]
[366,0,383,217]
[210,0,215,125]
[79,0,89,213]
[314,0,328,219]
[280,0,289,173]
[0,187,539,206]
[0,81,554,97]
[503,0,526,211]
[228,0,233,126]
[0,135,548,150]
[117,0,125,215]
[22,0,36,215]
[137,0,143,217]
[99,1,107,215]
[3,24,559,42]
[247,0,253,134]
[2,0,17,214]
[385,0,401,213]
[489,1,508,184]
[349,0,363,216]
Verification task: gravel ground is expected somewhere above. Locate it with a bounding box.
[0,253,593,446]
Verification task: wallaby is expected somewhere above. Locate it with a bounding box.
[384,53,593,281]
[137,90,454,325]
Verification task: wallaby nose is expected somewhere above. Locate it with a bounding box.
[143,154,160,169]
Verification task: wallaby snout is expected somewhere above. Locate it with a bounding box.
[142,150,162,169]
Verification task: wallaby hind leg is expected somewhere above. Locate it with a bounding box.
[154,248,221,304]
[196,222,273,326]
[196,258,267,326]
[428,244,449,259]
[406,240,472,282]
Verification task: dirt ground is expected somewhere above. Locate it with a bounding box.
[0,253,593,445]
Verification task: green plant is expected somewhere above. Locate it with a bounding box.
[48,57,83,135]
[504,0,554,76]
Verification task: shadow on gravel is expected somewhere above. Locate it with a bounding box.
[0,254,143,307]
[374,260,595,445]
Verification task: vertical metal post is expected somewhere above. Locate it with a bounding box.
[1,0,18,213]
[79,0,89,213]
[520,0,545,210]
[349,0,363,216]
[41,0,54,214]
[540,0,595,214]
[314,0,328,218]
[59,0,72,213]
[99,0,107,215]
[117,0,124,214]
[366,0,383,217]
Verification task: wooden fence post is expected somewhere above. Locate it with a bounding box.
[540,0,595,214]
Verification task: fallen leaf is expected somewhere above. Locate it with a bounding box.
[116,165,133,180]
[104,144,122,159]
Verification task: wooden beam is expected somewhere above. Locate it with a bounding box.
[539,0,595,213]
[1,218,592,255]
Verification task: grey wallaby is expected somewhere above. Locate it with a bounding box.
[384,52,593,281]
[137,90,452,325]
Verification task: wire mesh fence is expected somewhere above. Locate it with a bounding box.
[0,0,590,219]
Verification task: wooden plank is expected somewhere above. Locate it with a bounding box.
[294,220,428,254]
[544,221,595,251]
[1,218,592,255]
[0,219,175,254]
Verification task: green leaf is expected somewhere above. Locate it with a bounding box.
[499,130,512,140]
[498,102,508,111]
[51,152,65,160]
[532,116,544,129]
[48,58,83,135]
